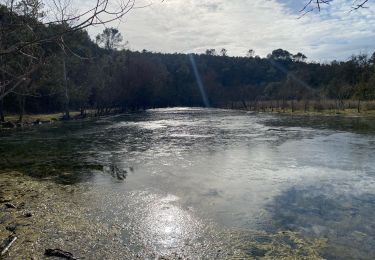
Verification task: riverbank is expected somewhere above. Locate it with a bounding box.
[0,112,79,129]
[227,99,375,118]
[0,109,116,129]
[247,108,375,117]
[5,106,375,126]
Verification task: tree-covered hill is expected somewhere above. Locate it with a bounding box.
[1,4,375,122]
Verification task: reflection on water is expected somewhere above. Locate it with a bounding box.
[1,108,375,258]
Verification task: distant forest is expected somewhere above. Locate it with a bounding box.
[1,4,375,122]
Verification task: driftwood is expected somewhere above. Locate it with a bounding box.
[1,236,17,256]
[44,248,77,259]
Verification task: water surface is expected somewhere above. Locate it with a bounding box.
[1,108,375,259]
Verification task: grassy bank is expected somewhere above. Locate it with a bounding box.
[227,100,375,118]
[255,108,375,117]
[1,110,108,129]
[5,112,72,123]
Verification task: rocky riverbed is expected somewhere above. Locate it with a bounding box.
[0,172,327,259]
[0,172,136,259]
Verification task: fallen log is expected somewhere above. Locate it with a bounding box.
[1,236,17,256]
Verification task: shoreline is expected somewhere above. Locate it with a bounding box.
[0,110,120,130]
[2,107,375,131]
[226,107,375,118]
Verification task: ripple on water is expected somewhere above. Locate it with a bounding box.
[1,108,375,259]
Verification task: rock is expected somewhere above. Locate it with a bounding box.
[44,249,77,259]
[105,164,127,180]
[4,203,16,209]
[6,224,17,233]
[24,212,32,218]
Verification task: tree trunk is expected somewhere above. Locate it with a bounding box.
[62,55,70,120]
[241,100,247,110]
[80,107,85,117]
[0,97,5,122]
[18,95,25,123]
[0,54,5,122]
[291,99,295,113]
[357,99,361,113]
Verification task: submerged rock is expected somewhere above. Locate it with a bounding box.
[45,248,77,259]
[4,203,16,209]
[24,212,32,218]
[104,164,128,180]
[5,224,17,233]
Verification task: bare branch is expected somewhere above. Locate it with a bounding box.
[0,0,141,56]
[300,0,370,16]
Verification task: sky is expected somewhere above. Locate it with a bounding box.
[85,0,375,61]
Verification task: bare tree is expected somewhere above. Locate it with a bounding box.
[0,0,46,122]
[0,0,146,120]
[0,0,140,56]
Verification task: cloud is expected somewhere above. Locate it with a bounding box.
[86,0,375,61]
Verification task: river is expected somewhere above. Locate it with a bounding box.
[1,108,375,259]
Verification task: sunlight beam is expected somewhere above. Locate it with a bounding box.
[189,54,210,107]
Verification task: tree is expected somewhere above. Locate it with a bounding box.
[293,53,307,62]
[0,1,46,122]
[247,49,255,58]
[96,28,125,51]
[205,49,216,56]
[220,48,228,57]
[369,52,375,65]
[0,0,136,56]
[268,49,292,60]
[0,0,138,120]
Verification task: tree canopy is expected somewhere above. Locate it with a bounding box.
[1,3,375,122]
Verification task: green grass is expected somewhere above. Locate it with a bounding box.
[4,110,98,123]
[254,108,375,117]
